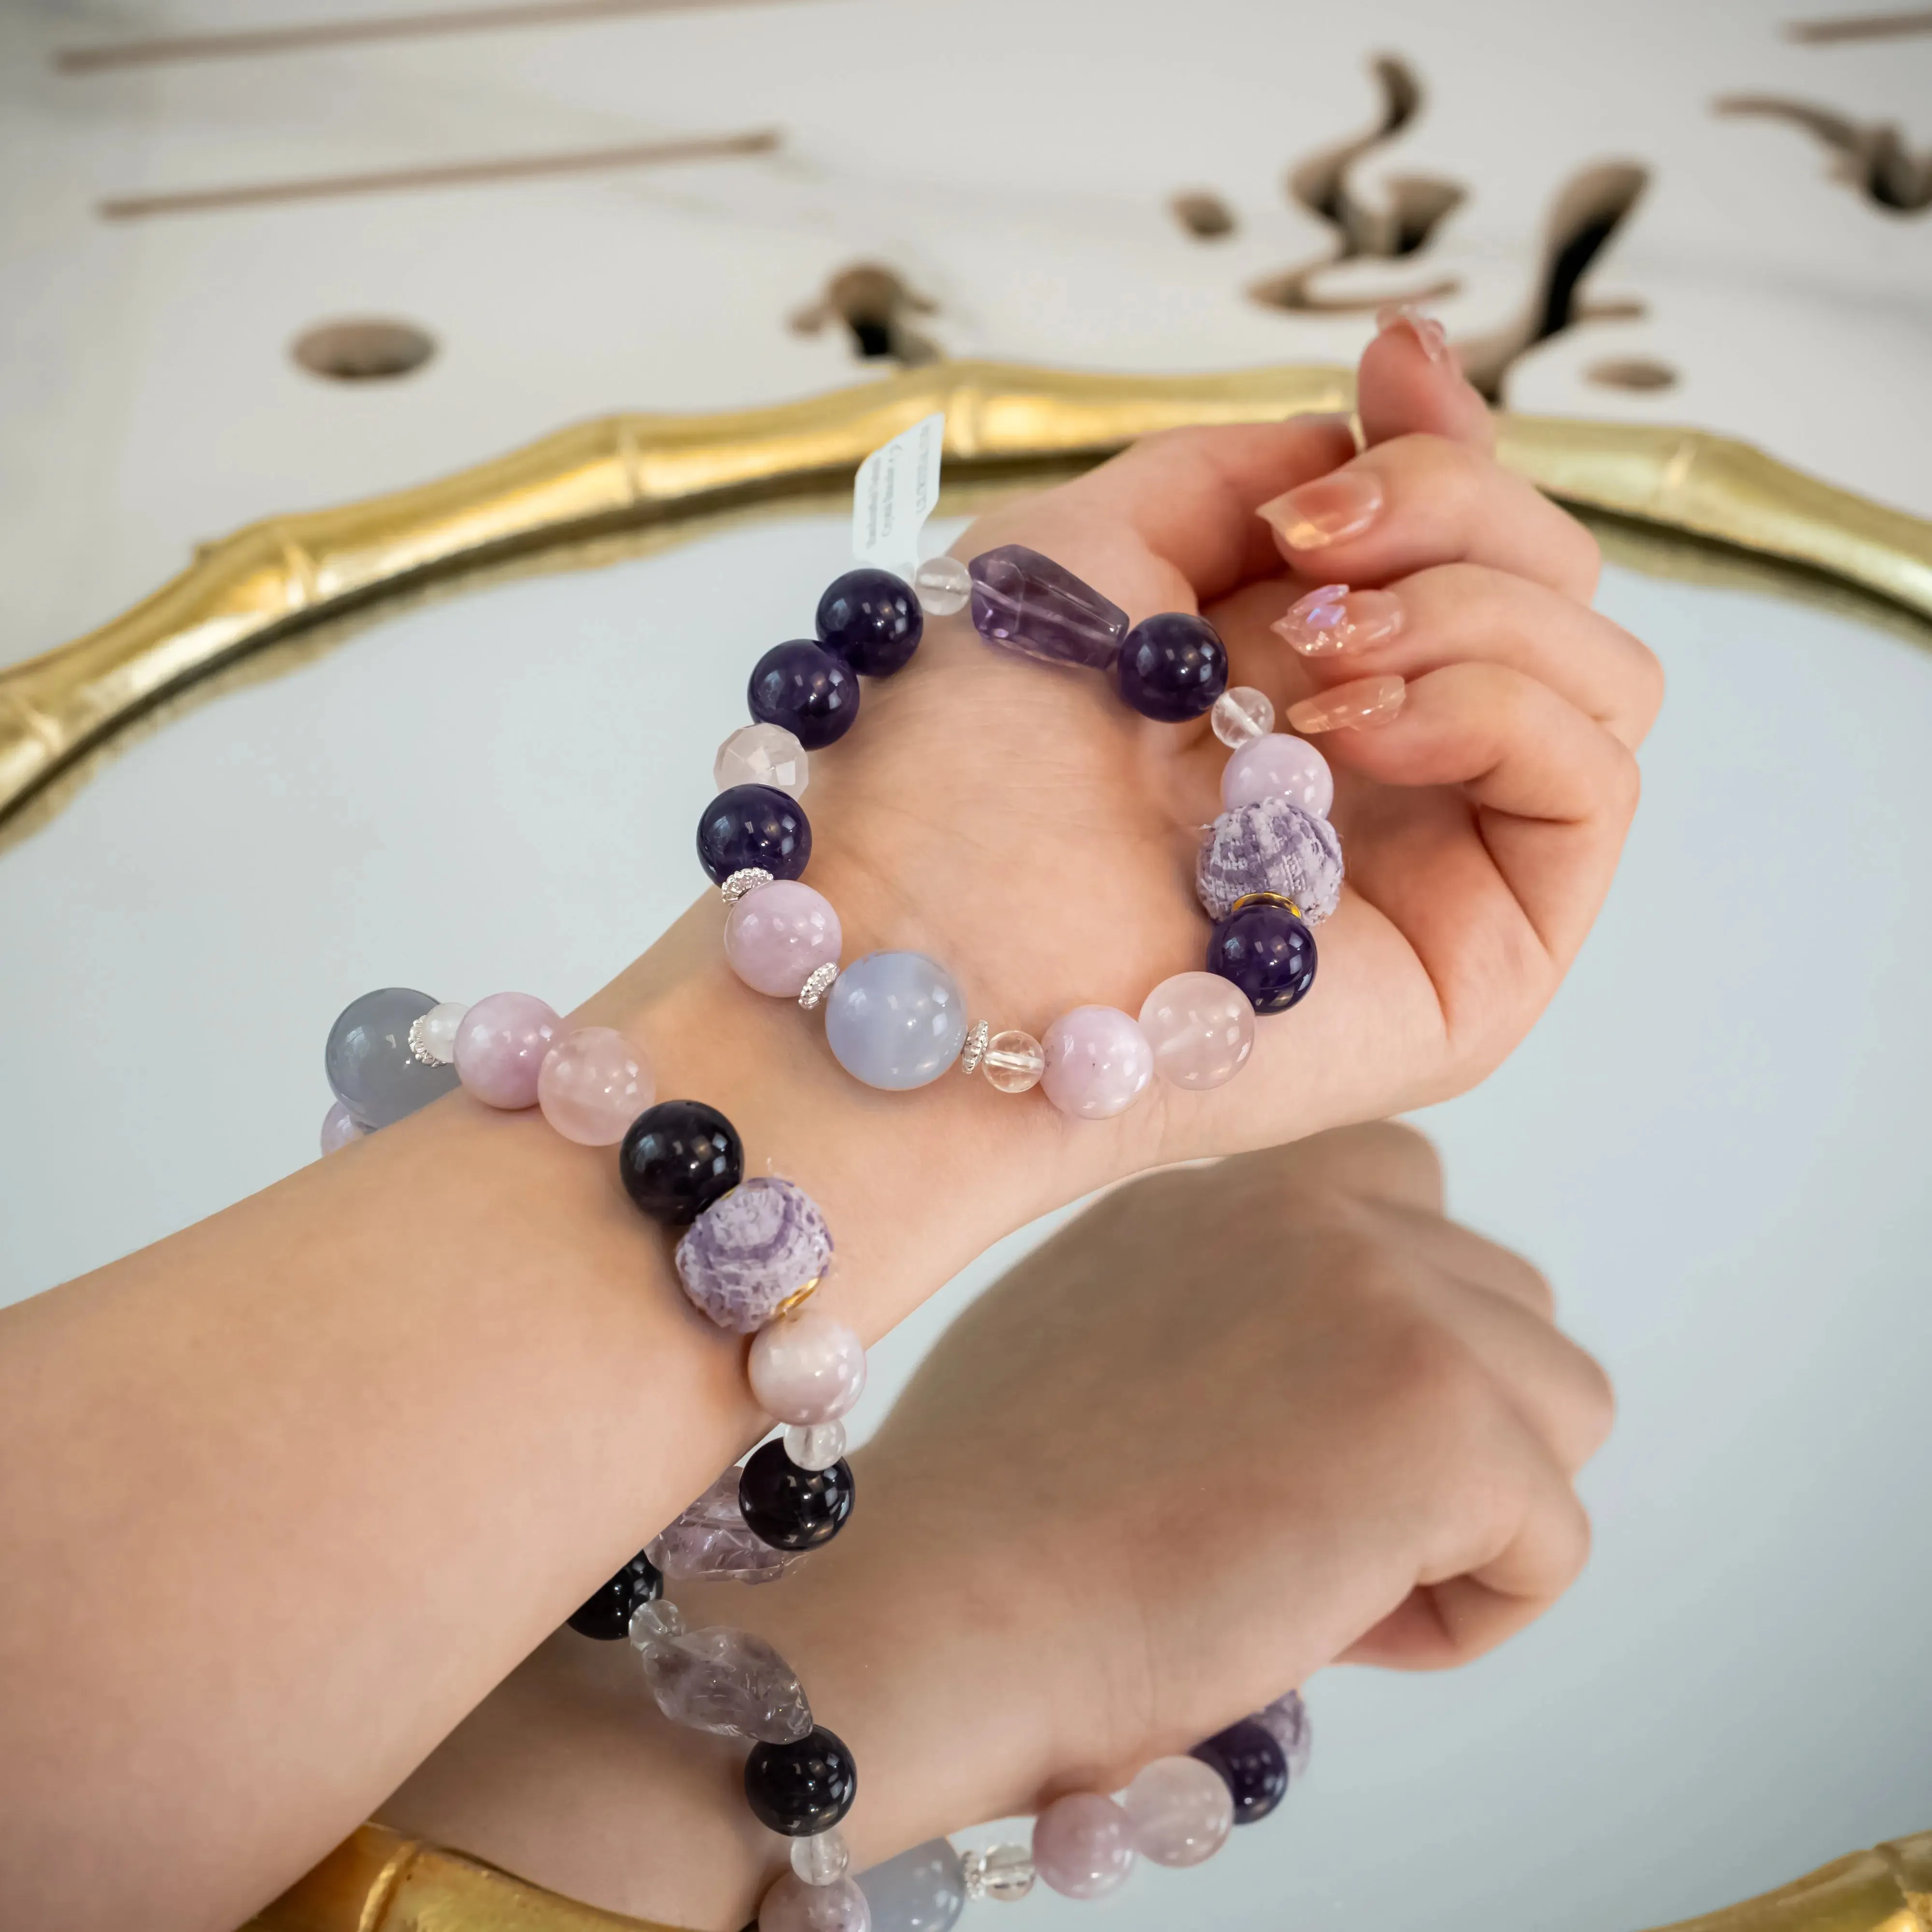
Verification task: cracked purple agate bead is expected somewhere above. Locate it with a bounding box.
[967,545,1129,671]
[674,1177,834,1333]
[1196,798,1344,924]
[1116,611,1229,721]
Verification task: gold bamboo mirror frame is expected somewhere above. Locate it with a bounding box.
[2,363,1931,1932]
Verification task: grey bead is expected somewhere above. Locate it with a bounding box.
[324,987,458,1129]
[858,1839,967,1932]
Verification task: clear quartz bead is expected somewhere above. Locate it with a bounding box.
[638,1624,813,1742]
[784,1420,847,1471]
[1211,684,1275,748]
[981,1029,1046,1094]
[629,1598,683,1647]
[409,1000,467,1067]
[962,1845,1035,1903]
[715,723,810,799]
[791,1828,851,1887]
[913,554,971,616]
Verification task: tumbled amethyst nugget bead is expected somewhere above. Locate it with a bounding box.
[675,1177,834,1333]
[967,544,1129,671]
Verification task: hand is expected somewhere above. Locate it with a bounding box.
[382,1124,1613,1929]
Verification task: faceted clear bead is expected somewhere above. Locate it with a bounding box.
[629,1598,684,1647]
[962,1845,1035,1903]
[638,1624,813,1743]
[715,723,810,799]
[981,1029,1046,1094]
[1211,684,1275,749]
[785,1420,848,1471]
[791,1827,851,1886]
[913,554,971,616]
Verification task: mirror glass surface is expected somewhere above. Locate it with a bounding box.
[2,512,1928,1931]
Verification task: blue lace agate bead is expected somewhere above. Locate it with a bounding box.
[967,544,1129,671]
[325,987,458,1130]
[1116,611,1229,721]
[816,568,923,676]
[749,640,860,749]
[696,784,811,885]
[1207,897,1317,1014]
[1191,1718,1289,1824]
[823,950,968,1089]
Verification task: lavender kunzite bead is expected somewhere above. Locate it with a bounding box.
[1038,1007,1154,1120]
[319,1101,365,1154]
[453,992,559,1110]
[726,881,842,998]
[748,1308,867,1425]
[760,1872,872,1932]
[647,1470,805,1585]
[855,1841,965,1932]
[675,1177,833,1333]
[1122,1755,1235,1867]
[1032,1792,1136,1899]
[639,1623,813,1743]
[823,952,968,1090]
[1253,1689,1312,1780]
[967,545,1129,671]
[1196,797,1344,924]
[325,987,459,1129]
[1222,733,1335,819]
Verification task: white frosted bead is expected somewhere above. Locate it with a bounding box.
[715,723,810,799]
[410,1000,467,1066]
[792,1827,851,1886]
[1211,684,1275,748]
[784,1421,847,1471]
[913,554,971,616]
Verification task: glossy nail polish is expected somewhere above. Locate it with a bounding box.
[1272,583,1404,655]
[1256,471,1383,550]
[1285,675,1406,734]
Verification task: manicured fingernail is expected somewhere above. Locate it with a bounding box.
[1256,470,1384,550]
[1376,302,1450,366]
[1271,583,1404,655]
[1285,675,1406,734]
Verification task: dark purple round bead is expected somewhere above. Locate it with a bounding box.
[816,568,923,677]
[738,1438,854,1551]
[1116,611,1229,721]
[696,783,811,886]
[1207,897,1317,1014]
[618,1099,743,1225]
[566,1548,663,1640]
[744,1725,857,1836]
[748,639,860,749]
[1192,1719,1289,1824]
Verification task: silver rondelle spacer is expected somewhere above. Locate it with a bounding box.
[407,1015,438,1067]
[959,1020,990,1076]
[797,962,840,1010]
[720,867,774,907]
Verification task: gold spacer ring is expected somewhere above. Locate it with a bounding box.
[1230,891,1305,919]
[772,1276,822,1320]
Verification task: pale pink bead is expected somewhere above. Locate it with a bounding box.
[538,1026,654,1146]
[1222,732,1335,819]
[319,1101,365,1155]
[725,881,842,998]
[1122,1755,1234,1867]
[453,992,558,1109]
[1032,1792,1136,1899]
[1039,1007,1153,1121]
[1137,972,1255,1091]
[757,1872,870,1932]
[747,1307,867,1426]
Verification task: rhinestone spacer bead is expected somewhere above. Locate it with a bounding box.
[797,962,839,1010]
[962,1845,1036,1903]
[407,1015,439,1066]
[720,867,775,907]
[959,1020,990,1076]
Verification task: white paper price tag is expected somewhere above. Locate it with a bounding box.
[852,412,945,577]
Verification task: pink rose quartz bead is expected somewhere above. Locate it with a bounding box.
[1222,732,1335,819]
[748,1308,867,1426]
[1137,973,1255,1091]
[1122,1755,1235,1867]
[1039,1007,1153,1121]
[453,993,559,1109]
[538,1026,654,1146]
[758,1872,870,1932]
[725,881,842,998]
[1032,1791,1136,1899]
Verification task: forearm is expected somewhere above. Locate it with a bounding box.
[0,901,1079,1931]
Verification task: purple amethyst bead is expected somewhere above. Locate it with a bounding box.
[696,784,811,886]
[967,544,1129,671]
[816,568,922,676]
[1191,1719,1289,1824]
[1116,611,1229,721]
[675,1177,834,1333]
[748,640,860,750]
[1207,898,1317,1015]
[1196,798,1344,924]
